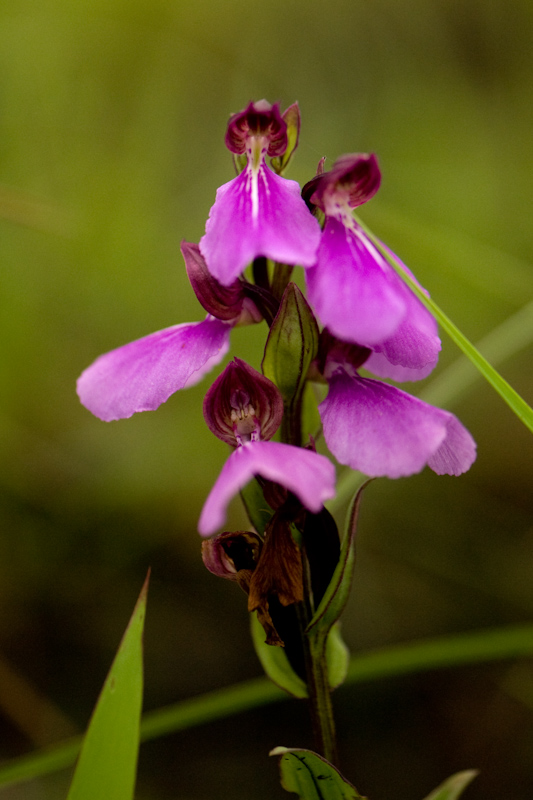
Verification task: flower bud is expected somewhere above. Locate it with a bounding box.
[201,530,262,594]
[203,358,284,446]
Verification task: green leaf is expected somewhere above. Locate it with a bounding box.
[421,769,478,800]
[271,747,367,800]
[307,482,370,638]
[325,625,349,690]
[250,611,308,698]
[4,623,533,789]
[354,213,533,435]
[66,573,148,800]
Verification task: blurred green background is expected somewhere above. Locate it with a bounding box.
[1,0,533,797]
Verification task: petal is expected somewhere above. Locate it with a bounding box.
[198,441,336,536]
[364,253,441,380]
[77,316,232,421]
[364,303,441,381]
[200,164,321,286]
[428,415,477,476]
[306,217,406,345]
[320,370,476,478]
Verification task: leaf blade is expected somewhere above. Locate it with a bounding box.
[271,747,367,800]
[421,769,478,800]
[66,574,148,800]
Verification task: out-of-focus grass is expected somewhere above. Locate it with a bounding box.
[0,1,532,798]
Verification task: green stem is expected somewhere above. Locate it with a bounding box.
[296,562,339,765]
[305,636,338,765]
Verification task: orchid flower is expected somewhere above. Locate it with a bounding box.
[304,154,441,359]
[198,358,336,536]
[314,332,476,479]
[199,100,321,286]
[77,242,261,421]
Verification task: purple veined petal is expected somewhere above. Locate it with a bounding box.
[428,415,477,476]
[320,369,476,479]
[199,163,321,286]
[364,247,441,380]
[363,305,441,381]
[77,316,233,422]
[306,217,407,346]
[198,440,336,536]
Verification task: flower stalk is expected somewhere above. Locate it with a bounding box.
[295,572,339,765]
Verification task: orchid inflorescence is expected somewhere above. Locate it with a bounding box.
[77,100,476,761]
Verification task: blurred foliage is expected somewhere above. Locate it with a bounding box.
[0,0,532,798]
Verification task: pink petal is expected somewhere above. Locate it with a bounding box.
[428,415,477,476]
[364,250,441,380]
[198,441,336,536]
[200,164,321,286]
[77,317,232,421]
[364,304,441,381]
[306,217,407,346]
[320,369,476,479]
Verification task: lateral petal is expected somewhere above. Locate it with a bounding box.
[77,316,232,421]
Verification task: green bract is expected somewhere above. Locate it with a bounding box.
[262,282,319,445]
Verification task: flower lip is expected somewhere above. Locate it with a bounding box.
[198,440,336,536]
[319,367,476,479]
[203,358,284,446]
[225,100,288,157]
[304,153,381,212]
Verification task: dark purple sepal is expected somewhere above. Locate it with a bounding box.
[315,328,371,379]
[203,358,284,446]
[202,530,262,591]
[181,241,261,323]
[309,153,381,212]
[225,100,287,157]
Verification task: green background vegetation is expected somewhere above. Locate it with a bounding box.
[0,0,532,797]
